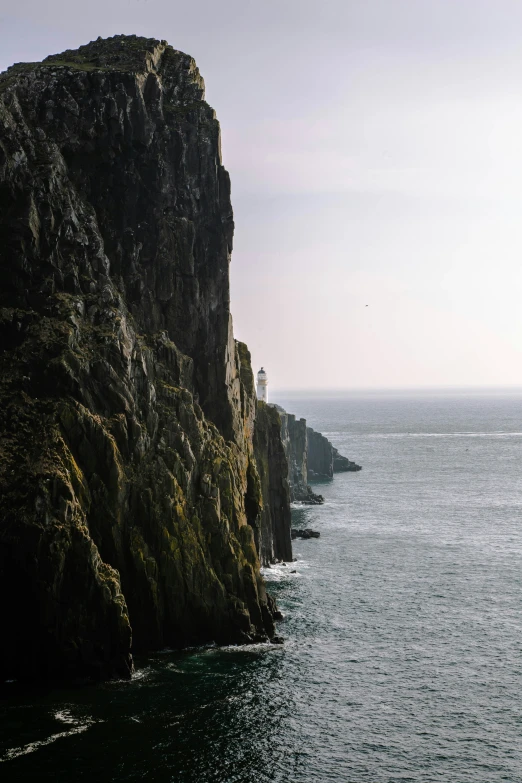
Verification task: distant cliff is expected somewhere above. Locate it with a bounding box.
[253,402,292,565]
[332,446,362,474]
[274,407,361,496]
[0,35,283,682]
[307,428,334,480]
[307,428,362,479]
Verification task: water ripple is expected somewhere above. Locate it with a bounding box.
[2,394,522,781]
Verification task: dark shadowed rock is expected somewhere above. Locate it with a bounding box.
[252,401,293,565]
[307,427,334,479]
[333,447,362,472]
[0,35,284,682]
[275,407,324,504]
[273,405,360,495]
[292,489,325,505]
[291,529,320,540]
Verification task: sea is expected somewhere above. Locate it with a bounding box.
[2,389,522,782]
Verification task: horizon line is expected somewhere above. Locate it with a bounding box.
[271,384,522,393]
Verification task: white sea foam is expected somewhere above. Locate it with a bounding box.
[181,642,217,652]
[1,709,97,763]
[54,709,78,725]
[130,666,152,682]
[262,562,303,581]
[219,641,283,653]
[368,431,522,438]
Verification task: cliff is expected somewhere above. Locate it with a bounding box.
[307,426,362,479]
[274,408,361,493]
[333,447,362,473]
[252,402,292,565]
[275,408,322,504]
[278,411,307,497]
[0,35,281,682]
[307,427,334,479]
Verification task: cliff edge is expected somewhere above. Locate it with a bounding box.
[0,36,279,682]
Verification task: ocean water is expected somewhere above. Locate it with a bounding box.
[2,390,522,782]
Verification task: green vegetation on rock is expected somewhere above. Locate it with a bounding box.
[0,35,280,683]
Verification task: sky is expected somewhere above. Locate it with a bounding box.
[2,0,522,389]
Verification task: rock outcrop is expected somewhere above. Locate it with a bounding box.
[333,447,362,473]
[276,408,317,503]
[0,35,281,683]
[306,427,361,478]
[307,427,334,479]
[291,529,320,540]
[273,407,361,495]
[252,401,292,565]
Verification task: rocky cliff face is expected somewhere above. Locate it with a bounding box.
[271,406,319,504]
[333,447,362,473]
[253,402,292,565]
[0,35,280,682]
[274,407,361,494]
[278,411,308,498]
[307,427,334,480]
[307,427,362,478]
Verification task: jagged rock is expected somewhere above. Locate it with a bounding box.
[307,427,334,479]
[307,426,361,478]
[274,405,360,494]
[299,489,324,505]
[333,447,362,472]
[0,35,283,682]
[291,529,320,540]
[275,407,321,504]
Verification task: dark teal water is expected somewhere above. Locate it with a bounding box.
[2,391,522,782]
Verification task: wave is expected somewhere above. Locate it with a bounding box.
[366,431,522,438]
[1,709,97,763]
[261,560,307,582]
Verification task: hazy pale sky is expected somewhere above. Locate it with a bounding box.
[2,0,522,389]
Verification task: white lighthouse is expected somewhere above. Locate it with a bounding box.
[256,367,268,403]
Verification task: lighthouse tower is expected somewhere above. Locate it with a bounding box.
[256,367,268,403]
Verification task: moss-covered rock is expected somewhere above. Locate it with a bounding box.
[0,35,279,682]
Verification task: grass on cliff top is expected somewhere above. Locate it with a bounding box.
[0,36,177,91]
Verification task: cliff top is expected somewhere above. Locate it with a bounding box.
[0,35,193,91]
